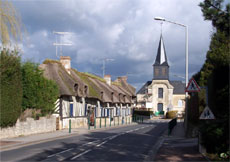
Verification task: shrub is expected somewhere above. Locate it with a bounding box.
[0,49,22,127]
[200,120,229,155]
[133,110,153,116]
[21,61,59,116]
[166,110,178,119]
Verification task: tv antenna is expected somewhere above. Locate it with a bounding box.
[102,58,114,77]
[53,31,72,58]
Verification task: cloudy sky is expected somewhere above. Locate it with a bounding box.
[13,0,212,91]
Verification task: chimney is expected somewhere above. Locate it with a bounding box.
[104,74,111,86]
[60,56,71,74]
[117,76,127,83]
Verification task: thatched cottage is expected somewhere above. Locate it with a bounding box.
[39,56,136,129]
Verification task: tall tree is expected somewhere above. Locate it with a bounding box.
[0,0,23,47]
[195,0,229,157]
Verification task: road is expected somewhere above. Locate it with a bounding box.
[1,121,168,161]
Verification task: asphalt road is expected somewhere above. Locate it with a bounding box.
[1,121,168,161]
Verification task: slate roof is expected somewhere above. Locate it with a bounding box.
[170,81,186,94]
[136,81,152,94]
[136,80,185,95]
[153,34,169,66]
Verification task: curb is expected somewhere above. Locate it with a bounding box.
[145,128,168,161]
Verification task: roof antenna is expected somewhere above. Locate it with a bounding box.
[53,31,72,58]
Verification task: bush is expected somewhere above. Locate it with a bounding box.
[166,110,178,119]
[200,120,229,155]
[133,110,153,116]
[0,49,22,127]
[21,61,59,116]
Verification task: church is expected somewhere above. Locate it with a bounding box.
[136,34,186,116]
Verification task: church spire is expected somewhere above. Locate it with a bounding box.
[154,34,168,66]
[153,34,169,80]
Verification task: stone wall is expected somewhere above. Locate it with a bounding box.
[0,116,56,139]
[62,117,88,129]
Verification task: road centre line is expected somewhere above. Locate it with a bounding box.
[96,140,108,147]
[48,126,153,159]
[47,148,73,158]
[71,149,92,160]
[82,140,100,146]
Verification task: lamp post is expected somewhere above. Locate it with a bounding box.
[154,17,189,132]
[154,17,188,91]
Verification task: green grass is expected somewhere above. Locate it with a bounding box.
[43,59,61,65]
[83,72,106,83]
[72,69,100,98]
[112,81,122,86]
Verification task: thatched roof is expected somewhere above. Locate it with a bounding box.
[40,59,136,104]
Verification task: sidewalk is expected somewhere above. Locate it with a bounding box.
[154,120,207,161]
[0,123,136,152]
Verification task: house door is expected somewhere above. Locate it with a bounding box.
[157,103,163,112]
[89,107,95,126]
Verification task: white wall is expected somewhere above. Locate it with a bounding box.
[0,117,56,139]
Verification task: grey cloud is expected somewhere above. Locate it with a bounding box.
[14,0,212,91]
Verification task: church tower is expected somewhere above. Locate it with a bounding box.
[153,34,169,80]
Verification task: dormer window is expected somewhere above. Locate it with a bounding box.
[101,91,104,100]
[74,83,79,96]
[84,85,88,95]
[74,83,78,92]
[111,92,114,102]
[123,95,126,102]
[119,93,121,101]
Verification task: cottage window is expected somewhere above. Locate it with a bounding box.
[119,93,121,101]
[84,86,88,95]
[70,103,73,117]
[158,88,163,98]
[111,92,114,102]
[74,83,78,92]
[101,91,104,100]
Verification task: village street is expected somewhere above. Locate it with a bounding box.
[1,120,168,161]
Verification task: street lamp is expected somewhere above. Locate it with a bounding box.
[154,17,189,131]
[154,17,188,92]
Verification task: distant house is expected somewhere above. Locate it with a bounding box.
[39,56,136,129]
[136,35,185,116]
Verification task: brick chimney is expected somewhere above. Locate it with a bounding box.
[117,76,127,83]
[104,74,111,86]
[60,56,71,74]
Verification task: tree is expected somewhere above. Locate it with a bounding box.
[199,0,230,36]
[193,0,230,157]
[0,0,23,46]
[0,49,22,127]
[21,62,59,116]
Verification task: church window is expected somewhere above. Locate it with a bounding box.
[155,68,159,76]
[158,88,163,98]
[162,68,166,76]
[178,100,183,107]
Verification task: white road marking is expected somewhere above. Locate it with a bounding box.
[96,140,108,147]
[71,149,92,160]
[47,148,73,158]
[82,140,100,146]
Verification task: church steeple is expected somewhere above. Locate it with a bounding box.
[154,34,168,66]
[153,34,169,80]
